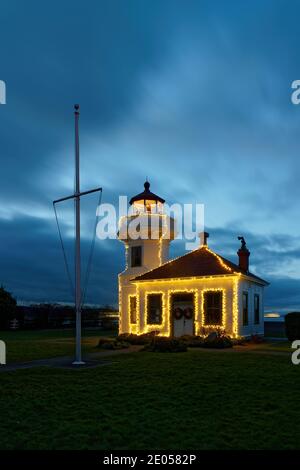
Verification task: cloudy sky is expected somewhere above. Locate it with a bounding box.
[0,0,300,311]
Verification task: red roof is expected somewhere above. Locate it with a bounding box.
[133,246,268,284]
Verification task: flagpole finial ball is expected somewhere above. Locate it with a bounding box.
[74,104,80,111]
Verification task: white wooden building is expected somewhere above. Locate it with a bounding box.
[118,182,268,338]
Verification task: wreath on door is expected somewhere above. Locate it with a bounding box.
[184,307,193,320]
[173,307,183,320]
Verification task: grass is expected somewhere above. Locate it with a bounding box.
[0,329,116,362]
[264,331,287,339]
[0,349,300,450]
[0,328,293,362]
[254,340,292,352]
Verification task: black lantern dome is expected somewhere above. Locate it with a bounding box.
[129,181,165,208]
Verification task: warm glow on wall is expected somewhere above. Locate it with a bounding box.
[128,294,137,334]
[136,284,140,333]
[125,243,129,270]
[232,275,240,337]
[119,234,249,338]
[118,275,122,334]
[158,237,163,266]
[130,275,242,337]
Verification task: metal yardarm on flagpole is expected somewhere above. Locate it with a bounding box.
[53,105,102,366]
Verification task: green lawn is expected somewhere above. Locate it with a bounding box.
[265,332,287,339]
[0,329,116,362]
[254,340,292,353]
[0,349,299,450]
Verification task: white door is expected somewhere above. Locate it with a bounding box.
[183,314,194,336]
[172,295,194,337]
[173,315,185,337]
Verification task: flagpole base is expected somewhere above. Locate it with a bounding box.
[72,361,86,366]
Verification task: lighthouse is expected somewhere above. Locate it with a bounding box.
[117,181,268,338]
[118,181,175,334]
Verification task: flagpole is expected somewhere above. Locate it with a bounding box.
[73,104,84,365]
[53,105,102,366]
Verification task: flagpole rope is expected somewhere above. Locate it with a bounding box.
[80,189,102,308]
[53,202,75,298]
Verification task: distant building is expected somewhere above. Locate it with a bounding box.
[14,304,118,330]
[118,181,268,338]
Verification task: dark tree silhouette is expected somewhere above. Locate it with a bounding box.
[0,286,16,330]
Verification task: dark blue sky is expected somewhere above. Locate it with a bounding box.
[0,0,300,311]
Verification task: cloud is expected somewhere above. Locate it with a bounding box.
[0,0,300,308]
[0,213,122,305]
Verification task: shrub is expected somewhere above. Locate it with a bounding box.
[203,331,233,349]
[199,326,226,337]
[285,312,300,341]
[249,334,264,344]
[179,335,205,347]
[99,341,114,350]
[0,286,17,330]
[180,332,234,348]
[231,336,246,346]
[116,332,158,345]
[97,338,130,350]
[143,337,187,353]
[113,341,130,350]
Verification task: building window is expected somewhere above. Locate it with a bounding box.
[131,246,142,267]
[254,294,260,324]
[147,294,163,325]
[129,296,137,324]
[204,291,222,325]
[243,292,249,326]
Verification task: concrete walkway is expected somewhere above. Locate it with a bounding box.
[0,345,143,372]
[0,341,291,372]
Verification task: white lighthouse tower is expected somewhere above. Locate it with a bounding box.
[118,181,175,334]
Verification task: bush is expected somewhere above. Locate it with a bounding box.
[180,331,233,349]
[179,335,205,348]
[143,337,187,353]
[249,334,264,344]
[203,332,233,349]
[231,336,246,346]
[0,286,17,330]
[97,338,130,350]
[285,312,300,341]
[116,332,158,345]
[112,341,130,350]
[199,326,226,337]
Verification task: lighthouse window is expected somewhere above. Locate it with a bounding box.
[147,294,163,325]
[254,294,260,324]
[131,246,142,267]
[243,292,249,326]
[203,291,222,325]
